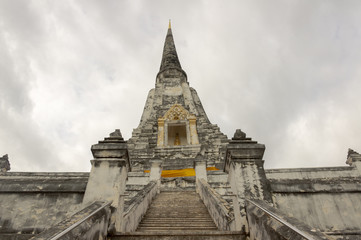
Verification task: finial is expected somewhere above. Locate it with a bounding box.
[0,154,10,172]
[169,19,171,29]
[232,129,246,140]
[109,129,123,138]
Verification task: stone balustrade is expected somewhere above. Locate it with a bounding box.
[121,181,158,232]
[196,178,237,231]
[246,199,332,240]
[30,201,111,240]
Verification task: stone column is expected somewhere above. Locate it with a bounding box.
[157,118,165,147]
[224,129,272,233]
[194,158,207,193]
[82,129,130,232]
[194,159,207,181]
[188,115,199,145]
[149,160,162,192]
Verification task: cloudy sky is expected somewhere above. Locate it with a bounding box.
[1,0,360,172]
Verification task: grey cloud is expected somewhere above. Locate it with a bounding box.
[0,0,360,171]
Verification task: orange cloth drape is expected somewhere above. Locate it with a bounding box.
[144,167,219,178]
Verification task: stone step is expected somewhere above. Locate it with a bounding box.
[140,220,214,223]
[141,218,214,222]
[141,215,211,218]
[139,220,216,223]
[144,210,210,214]
[110,231,245,240]
[138,219,217,223]
[138,223,217,228]
[137,226,218,231]
[0,234,36,240]
[207,173,229,183]
[139,222,215,226]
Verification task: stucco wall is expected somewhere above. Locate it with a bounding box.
[0,172,88,235]
[272,192,361,232]
[266,165,361,237]
[30,201,111,240]
[246,199,331,240]
[265,166,357,179]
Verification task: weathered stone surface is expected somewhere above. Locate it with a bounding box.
[232,129,246,140]
[136,191,218,231]
[272,192,361,234]
[122,181,158,232]
[265,155,361,237]
[91,130,131,169]
[30,201,111,240]
[159,26,184,76]
[160,176,196,191]
[347,148,361,163]
[225,133,270,196]
[115,191,245,239]
[346,148,361,175]
[0,172,88,235]
[127,27,228,172]
[269,177,361,193]
[111,231,245,240]
[265,166,357,179]
[0,154,10,172]
[246,199,332,240]
[197,179,236,231]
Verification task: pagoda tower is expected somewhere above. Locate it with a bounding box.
[127,23,228,171]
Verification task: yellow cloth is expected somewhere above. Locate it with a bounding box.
[144,167,219,178]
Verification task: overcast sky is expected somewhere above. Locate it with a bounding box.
[1,0,360,172]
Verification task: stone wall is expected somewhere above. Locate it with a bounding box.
[0,172,88,236]
[30,201,111,240]
[266,165,361,237]
[246,199,331,240]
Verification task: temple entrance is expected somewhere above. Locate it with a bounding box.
[167,124,187,146]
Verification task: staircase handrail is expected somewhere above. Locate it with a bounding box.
[122,180,158,232]
[30,201,112,240]
[246,199,331,240]
[123,181,157,216]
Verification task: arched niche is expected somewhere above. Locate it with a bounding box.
[157,104,199,147]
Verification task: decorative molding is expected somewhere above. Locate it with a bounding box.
[163,104,195,121]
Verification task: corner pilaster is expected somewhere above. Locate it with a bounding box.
[224,129,272,232]
[149,160,162,192]
[82,129,130,232]
[189,115,199,145]
[194,159,207,181]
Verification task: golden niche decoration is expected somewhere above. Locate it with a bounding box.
[163,104,189,121]
[157,104,199,147]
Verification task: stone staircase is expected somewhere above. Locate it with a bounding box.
[137,191,217,232]
[111,191,244,239]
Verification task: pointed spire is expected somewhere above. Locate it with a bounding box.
[159,21,182,72]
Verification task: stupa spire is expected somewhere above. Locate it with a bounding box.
[159,21,182,72]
